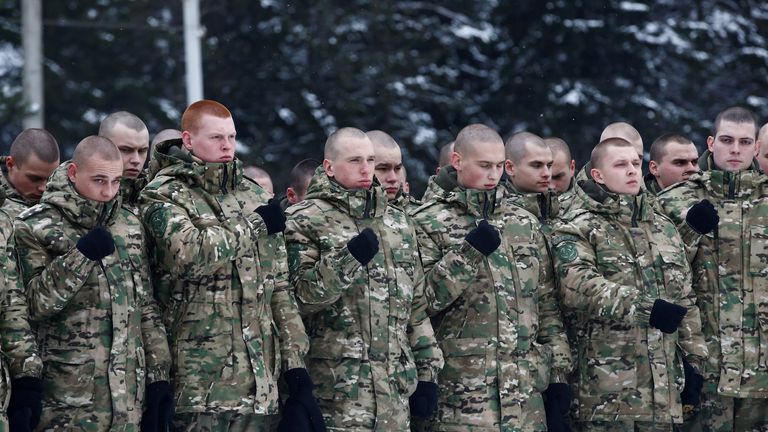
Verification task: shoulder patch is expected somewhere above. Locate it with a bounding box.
[555,241,578,263]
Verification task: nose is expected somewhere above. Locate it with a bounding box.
[37,182,46,194]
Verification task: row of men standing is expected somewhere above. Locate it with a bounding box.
[0,100,766,432]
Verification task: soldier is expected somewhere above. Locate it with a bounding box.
[14,136,172,431]
[99,111,150,210]
[646,133,699,194]
[285,127,444,431]
[283,159,320,209]
[658,106,768,431]
[412,124,571,431]
[551,138,707,431]
[139,100,320,431]
[504,131,560,231]
[0,128,59,216]
[368,130,420,213]
[244,166,274,195]
[544,137,575,194]
[435,141,454,175]
[755,122,768,174]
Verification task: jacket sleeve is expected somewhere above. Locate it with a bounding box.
[2,234,42,379]
[13,219,97,321]
[550,222,655,327]
[284,211,363,315]
[533,230,572,383]
[413,215,484,315]
[657,189,704,263]
[407,254,444,382]
[139,185,256,280]
[135,227,172,383]
[261,231,309,371]
[669,243,708,369]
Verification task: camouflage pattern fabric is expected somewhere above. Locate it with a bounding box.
[0,155,35,218]
[391,188,422,216]
[557,162,591,217]
[501,179,560,236]
[411,166,571,432]
[14,162,171,431]
[643,173,663,196]
[172,412,273,432]
[285,168,443,431]
[139,139,308,418]
[551,180,706,426]
[120,172,148,213]
[681,381,768,432]
[658,151,768,430]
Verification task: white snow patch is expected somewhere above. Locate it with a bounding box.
[452,23,496,43]
[277,107,297,125]
[563,19,604,31]
[0,44,23,76]
[619,1,649,12]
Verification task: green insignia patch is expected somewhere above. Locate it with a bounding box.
[557,242,578,263]
[149,209,168,236]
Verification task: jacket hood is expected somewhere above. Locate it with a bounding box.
[574,178,655,223]
[426,165,504,218]
[39,162,120,229]
[148,139,243,195]
[304,166,388,219]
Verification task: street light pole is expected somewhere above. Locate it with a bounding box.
[183,0,203,105]
[22,0,44,128]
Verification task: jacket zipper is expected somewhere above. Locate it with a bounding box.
[221,165,229,195]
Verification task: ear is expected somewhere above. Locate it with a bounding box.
[707,135,715,152]
[323,159,334,177]
[648,160,659,177]
[181,131,193,150]
[5,156,14,171]
[591,167,605,185]
[569,159,576,174]
[450,152,461,171]
[286,187,297,204]
[755,141,762,156]
[504,159,515,177]
[67,162,78,182]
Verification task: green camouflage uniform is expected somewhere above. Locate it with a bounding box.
[411,166,571,432]
[14,163,171,431]
[139,140,308,423]
[285,168,443,431]
[120,173,148,213]
[391,188,422,216]
[0,156,35,217]
[550,180,707,429]
[558,163,591,218]
[0,195,43,431]
[643,173,663,196]
[502,179,560,236]
[657,151,768,431]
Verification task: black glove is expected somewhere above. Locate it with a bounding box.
[278,368,326,432]
[255,198,287,235]
[141,380,174,432]
[686,199,719,235]
[543,383,572,432]
[681,359,704,408]
[409,381,438,418]
[465,220,501,256]
[76,226,115,260]
[649,299,687,334]
[346,228,379,266]
[8,377,43,432]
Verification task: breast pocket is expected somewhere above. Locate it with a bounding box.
[582,331,637,396]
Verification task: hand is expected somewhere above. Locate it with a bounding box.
[409,381,438,418]
[681,359,704,408]
[76,226,115,260]
[8,377,43,432]
[346,228,379,266]
[465,220,501,256]
[255,198,287,235]
[648,299,687,334]
[686,199,719,235]
[141,380,174,432]
[277,368,326,432]
[543,383,572,432]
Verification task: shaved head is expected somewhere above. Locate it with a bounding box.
[72,136,122,168]
[591,137,635,169]
[244,166,273,194]
[600,122,643,156]
[713,106,758,137]
[182,99,232,134]
[152,129,182,147]
[649,133,694,163]
[10,128,60,165]
[759,122,768,144]
[367,130,399,149]
[324,127,369,160]
[438,141,455,167]
[505,131,547,163]
[454,124,503,156]
[99,111,147,137]
[544,137,571,161]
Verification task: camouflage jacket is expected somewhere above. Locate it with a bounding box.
[558,163,591,218]
[139,139,308,415]
[0,156,33,218]
[285,169,443,430]
[391,188,421,215]
[502,179,560,236]
[643,172,663,195]
[14,163,171,431]
[120,172,148,213]
[412,166,571,431]
[657,150,768,398]
[551,180,706,423]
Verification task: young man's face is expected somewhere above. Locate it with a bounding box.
[505,143,553,193]
[453,141,505,190]
[591,146,641,195]
[707,120,756,172]
[549,150,575,193]
[107,123,149,179]
[324,137,375,190]
[649,142,699,189]
[374,146,403,200]
[182,115,236,163]
[6,153,59,202]
[67,156,123,202]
